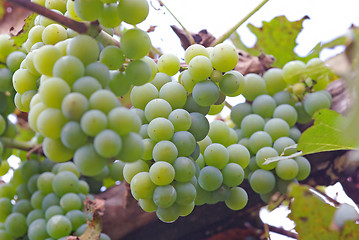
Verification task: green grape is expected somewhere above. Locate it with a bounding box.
[303,91,331,116]
[27,173,40,194]
[130,172,156,200]
[188,112,209,141]
[239,114,265,138]
[306,58,330,79]
[294,102,312,124]
[219,71,242,95]
[126,60,152,86]
[60,193,82,212]
[249,169,276,194]
[30,190,44,209]
[94,129,122,158]
[204,143,229,169]
[184,44,209,64]
[53,55,85,86]
[52,171,79,196]
[0,198,12,222]
[45,205,64,220]
[173,181,196,205]
[85,62,110,88]
[37,108,67,139]
[227,144,250,168]
[282,60,306,84]
[42,23,67,45]
[43,137,74,162]
[180,70,196,92]
[109,71,131,96]
[152,140,178,163]
[272,104,298,127]
[173,157,196,182]
[183,94,210,115]
[78,180,90,194]
[26,209,44,226]
[252,94,277,118]
[263,68,287,95]
[89,89,119,114]
[67,35,100,66]
[72,76,102,98]
[211,185,230,202]
[130,83,159,110]
[73,144,107,176]
[28,25,45,43]
[333,203,359,228]
[41,193,60,211]
[242,73,267,101]
[98,3,122,28]
[45,0,66,13]
[0,160,9,176]
[192,80,219,107]
[28,218,51,240]
[273,91,295,106]
[210,43,238,72]
[16,184,30,199]
[37,172,55,194]
[75,223,87,236]
[275,159,299,180]
[167,109,192,133]
[149,161,175,186]
[5,212,27,238]
[0,68,12,92]
[151,72,171,91]
[289,127,301,143]
[55,39,70,54]
[188,55,213,82]
[141,56,158,81]
[117,132,144,162]
[159,82,187,109]
[198,166,223,191]
[108,161,125,182]
[222,163,244,187]
[142,138,155,160]
[65,210,86,231]
[156,204,180,223]
[108,107,141,136]
[80,109,107,137]
[73,0,104,21]
[120,28,151,60]
[99,45,125,70]
[225,128,238,147]
[39,77,70,108]
[194,185,211,206]
[34,45,63,76]
[61,121,88,150]
[12,69,38,94]
[210,69,223,82]
[255,146,278,170]
[147,117,174,142]
[292,82,306,96]
[117,0,149,25]
[153,185,177,208]
[157,53,180,76]
[46,215,72,239]
[123,160,149,183]
[264,118,290,141]
[0,230,12,240]
[171,131,196,157]
[15,92,28,112]
[225,187,248,210]
[208,120,229,144]
[6,51,26,73]
[249,131,273,154]
[294,156,311,180]
[273,137,296,155]
[20,90,37,111]
[230,102,252,127]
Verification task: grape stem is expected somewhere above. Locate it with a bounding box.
[8,0,121,47]
[1,137,38,152]
[225,101,233,109]
[211,0,270,46]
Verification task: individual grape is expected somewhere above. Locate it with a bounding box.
[184,44,209,64]
[152,140,178,163]
[126,60,152,86]
[292,82,306,96]
[99,45,125,70]
[131,84,158,111]
[41,193,60,211]
[21,90,37,111]
[188,55,213,82]
[210,43,238,72]
[192,80,220,107]
[264,118,290,141]
[6,51,26,73]
[0,183,16,199]
[0,68,12,92]
[39,77,70,108]
[242,73,267,101]
[227,144,250,168]
[289,127,301,143]
[120,28,151,60]
[303,91,331,116]
[173,182,196,206]
[148,161,175,187]
[89,89,119,114]
[27,173,40,194]
[187,112,209,141]
[203,143,229,169]
[108,71,131,96]
[123,160,149,183]
[42,23,67,45]
[12,199,32,216]
[198,166,223,191]
[45,205,64,220]
[240,114,265,138]
[282,60,306,84]
[72,76,102,98]
[57,162,80,177]
[151,72,172,91]
[294,156,311,180]
[171,131,196,157]
[159,82,187,109]
[249,131,273,154]
[178,201,195,217]
[108,107,141,136]
[117,132,144,162]
[46,215,72,239]
[145,98,172,122]
[255,146,278,170]
[53,55,85,86]
[98,3,122,28]
[30,190,44,209]
[194,185,211,206]
[153,185,177,208]
[157,53,180,76]
[272,91,294,106]
[273,137,297,155]
[5,212,27,238]
[67,35,99,66]
[168,109,192,132]
[33,45,63,76]
[60,193,82,212]
[156,204,180,223]
[249,169,276,194]
[219,71,241,95]
[275,159,299,180]
[142,138,155,160]
[93,129,122,158]
[141,56,157,81]
[84,62,110,88]
[207,120,229,144]
[230,102,252,127]
[65,210,86,231]
[0,198,12,222]
[37,108,67,139]
[173,157,196,182]
[138,198,157,212]
[73,0,104,21]
[294,102,312,124]
[222,163,244,187]
[73,144,107,176]
[130,172,156,200]
[61,121,88,150]
[210,69,223,82]
[117,0,149,25]
[108,161,125,181]
[180,70,196,92]
[252,94,277,118]
[45,0,66,13]
[183,94,210,115]
[263,68,287,95]
[52,171,79,196]
[28,25,44,42]
[43,137,74,162]
[147,117,174,142]
[26,209,44,226]
[224,187,248,211]
[12,69,38,94]
[211,185,230,202]
[272,104,298,127]
[80,109,107,137]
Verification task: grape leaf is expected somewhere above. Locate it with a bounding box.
[297,109,358,155]
[11,13,37,48]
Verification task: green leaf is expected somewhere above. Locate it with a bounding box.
[11,13,37,48]
[297,109,358,155]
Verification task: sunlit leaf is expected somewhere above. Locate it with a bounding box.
[11,13,37,48]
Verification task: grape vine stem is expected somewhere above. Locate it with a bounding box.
[211,0,270,46]
[225,101,233,109]
[1,137,37,152]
